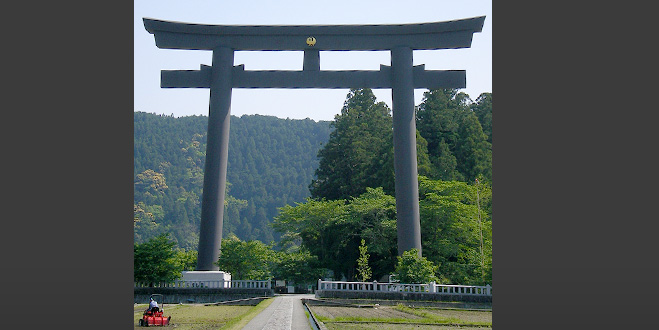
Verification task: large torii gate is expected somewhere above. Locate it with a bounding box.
[144,16,485,271]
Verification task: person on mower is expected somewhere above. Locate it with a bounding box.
[148,297,159,313]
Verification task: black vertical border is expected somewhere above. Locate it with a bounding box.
[2,1,134,328]
[493,1,657,329]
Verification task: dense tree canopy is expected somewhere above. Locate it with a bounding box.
[274,177,491,284]
[394,248,439,284]
[272,198,346,274]
[416,89,492,182]
[134,234,184,285]
[215,235,325,285]
[216,234,275,280]
[274,187,398,281]
[271,247,326,286]
[419,176,492,285]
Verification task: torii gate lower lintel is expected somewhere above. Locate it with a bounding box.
[144,17,485,271]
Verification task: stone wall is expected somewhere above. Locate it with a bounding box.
[134,287,273,304]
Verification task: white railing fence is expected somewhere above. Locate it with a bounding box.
[135,279,271,289]
[136,279,490,295]
[317,279,491,296]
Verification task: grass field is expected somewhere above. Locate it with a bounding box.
[133,299,492,329]
[309,304,492,330]
[133,299,274,329]
[321,324,491,330]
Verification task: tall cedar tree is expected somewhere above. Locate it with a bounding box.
[310,88,394,200]
[417,89,492,182]
[455,112,492,182]
[471,93,492,143]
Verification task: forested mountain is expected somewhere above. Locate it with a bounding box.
[134,112,331,250]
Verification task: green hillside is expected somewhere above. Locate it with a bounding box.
[134,112,332,250]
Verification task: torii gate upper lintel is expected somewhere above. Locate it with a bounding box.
[144,16,485,271]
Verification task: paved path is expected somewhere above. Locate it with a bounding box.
[241,294,314,330]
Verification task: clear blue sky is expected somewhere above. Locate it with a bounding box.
[134,0,491,121]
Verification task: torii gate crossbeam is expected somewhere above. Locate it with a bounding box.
[144,16,485,271]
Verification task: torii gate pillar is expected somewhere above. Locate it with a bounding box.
[391,47,422,256]
[196,47,234,270]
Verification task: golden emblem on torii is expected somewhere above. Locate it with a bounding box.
[306,36,316,47]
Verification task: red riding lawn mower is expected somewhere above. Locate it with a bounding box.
[139,294,171,327]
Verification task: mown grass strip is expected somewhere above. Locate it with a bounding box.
[325,321,491,328]
[316,315,414,323]
[313,305,490,327]
[220,298,275,330]
[394,304,461,323]
[394,304,491,327]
